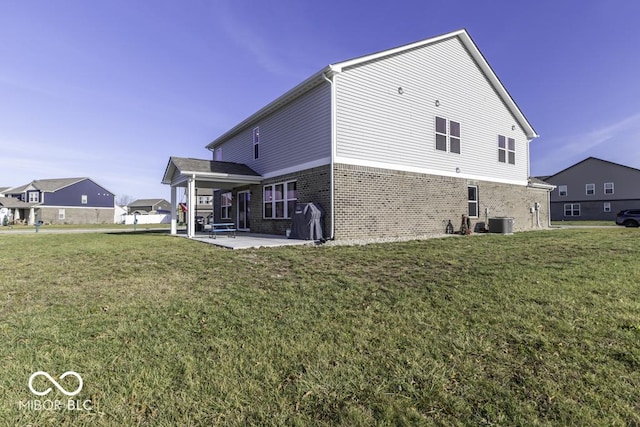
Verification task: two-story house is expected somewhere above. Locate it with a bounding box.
[163,29,553,239]
[127,199,172,215]
[4,177,115,225]
[544,157,640,221]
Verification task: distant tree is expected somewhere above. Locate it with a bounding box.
[117,194,134,207]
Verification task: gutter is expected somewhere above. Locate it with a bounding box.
[322,71,337,240]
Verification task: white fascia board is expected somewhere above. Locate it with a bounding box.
[334,156,530,187]
[181,171,262,184]
[261,157,331,180]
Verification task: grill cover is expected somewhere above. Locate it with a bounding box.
[289,202,324,240]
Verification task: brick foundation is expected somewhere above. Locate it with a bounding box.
[38,207,115,225]
[333,163,550,239]
[212,163,550,240]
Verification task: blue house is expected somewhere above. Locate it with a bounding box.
[4,177,115,225]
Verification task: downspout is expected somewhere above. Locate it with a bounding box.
[323,71,336,240]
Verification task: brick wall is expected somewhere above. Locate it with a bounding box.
[38,207,115,225]
[212,165,332,237]
[251,165,332,236]
[333,163,550,239]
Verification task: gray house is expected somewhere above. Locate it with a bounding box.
[544,157,640,221]
[163,29,553,239]
[127,198,172,215]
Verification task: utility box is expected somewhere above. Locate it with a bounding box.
[488,217,514,234]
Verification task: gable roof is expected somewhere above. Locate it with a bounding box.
[4,177,114,195]
[31,177,86,192]
[162,157,262,187]
[128,198,169,208]
[206,28,537,149]
[0,197,35,209]
[546,157,640,179]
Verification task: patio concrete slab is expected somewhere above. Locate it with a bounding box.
[187,232,315,249]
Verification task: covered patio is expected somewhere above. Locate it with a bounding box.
[0,197,37,225]
[161,157,263,238]
[183,231,313,250]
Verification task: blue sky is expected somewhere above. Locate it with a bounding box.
[1,1,639,202]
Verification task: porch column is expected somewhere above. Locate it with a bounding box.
[187,177,196,238]
[170,185,177,235]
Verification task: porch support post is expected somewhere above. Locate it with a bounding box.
[187,177,196,238]
[170,185,177,235]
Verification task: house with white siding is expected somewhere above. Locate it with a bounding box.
[163,29,553,239]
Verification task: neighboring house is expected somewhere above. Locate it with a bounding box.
[194,188,214,221]
[163,29,553,239]
[4,177,115,225]
[127,199,171,215]
[544,157,640,221]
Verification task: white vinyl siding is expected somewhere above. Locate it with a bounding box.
[335,37,529,184]
[211,84,331,176]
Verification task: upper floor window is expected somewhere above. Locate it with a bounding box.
[81,195,88,204]
[558,185,567,197]
[498,135,515,164]
[604,182,614,194]
[435,117,461,154]
[585,184,595,196]
[28,192,39,203]
[253,127,260,159]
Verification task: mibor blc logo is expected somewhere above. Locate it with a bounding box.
[19,371,92,412]
[28,371,83,397]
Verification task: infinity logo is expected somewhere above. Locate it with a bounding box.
[28,371,83,397]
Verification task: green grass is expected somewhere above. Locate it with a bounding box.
[551,220,615,226]
[1,229,639,425]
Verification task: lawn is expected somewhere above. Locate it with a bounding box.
[1,228,639,426]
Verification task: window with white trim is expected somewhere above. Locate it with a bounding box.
[564,203,580,217]
[468,185,479,217]
[585,184,595,196]
[435,117,461,154]
[558,185,567,197]
[197,196,212,205]
[263,181,297,219]
[221,192,231,219]
[58,209,65,220]
[28,191,39,203]
[604,182,614,195]
[498,135,515,164]
[81,195,88,204]
[604,202,611,213]
[253,127,260,159]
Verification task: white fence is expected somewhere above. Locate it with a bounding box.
[123,214,170,225]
